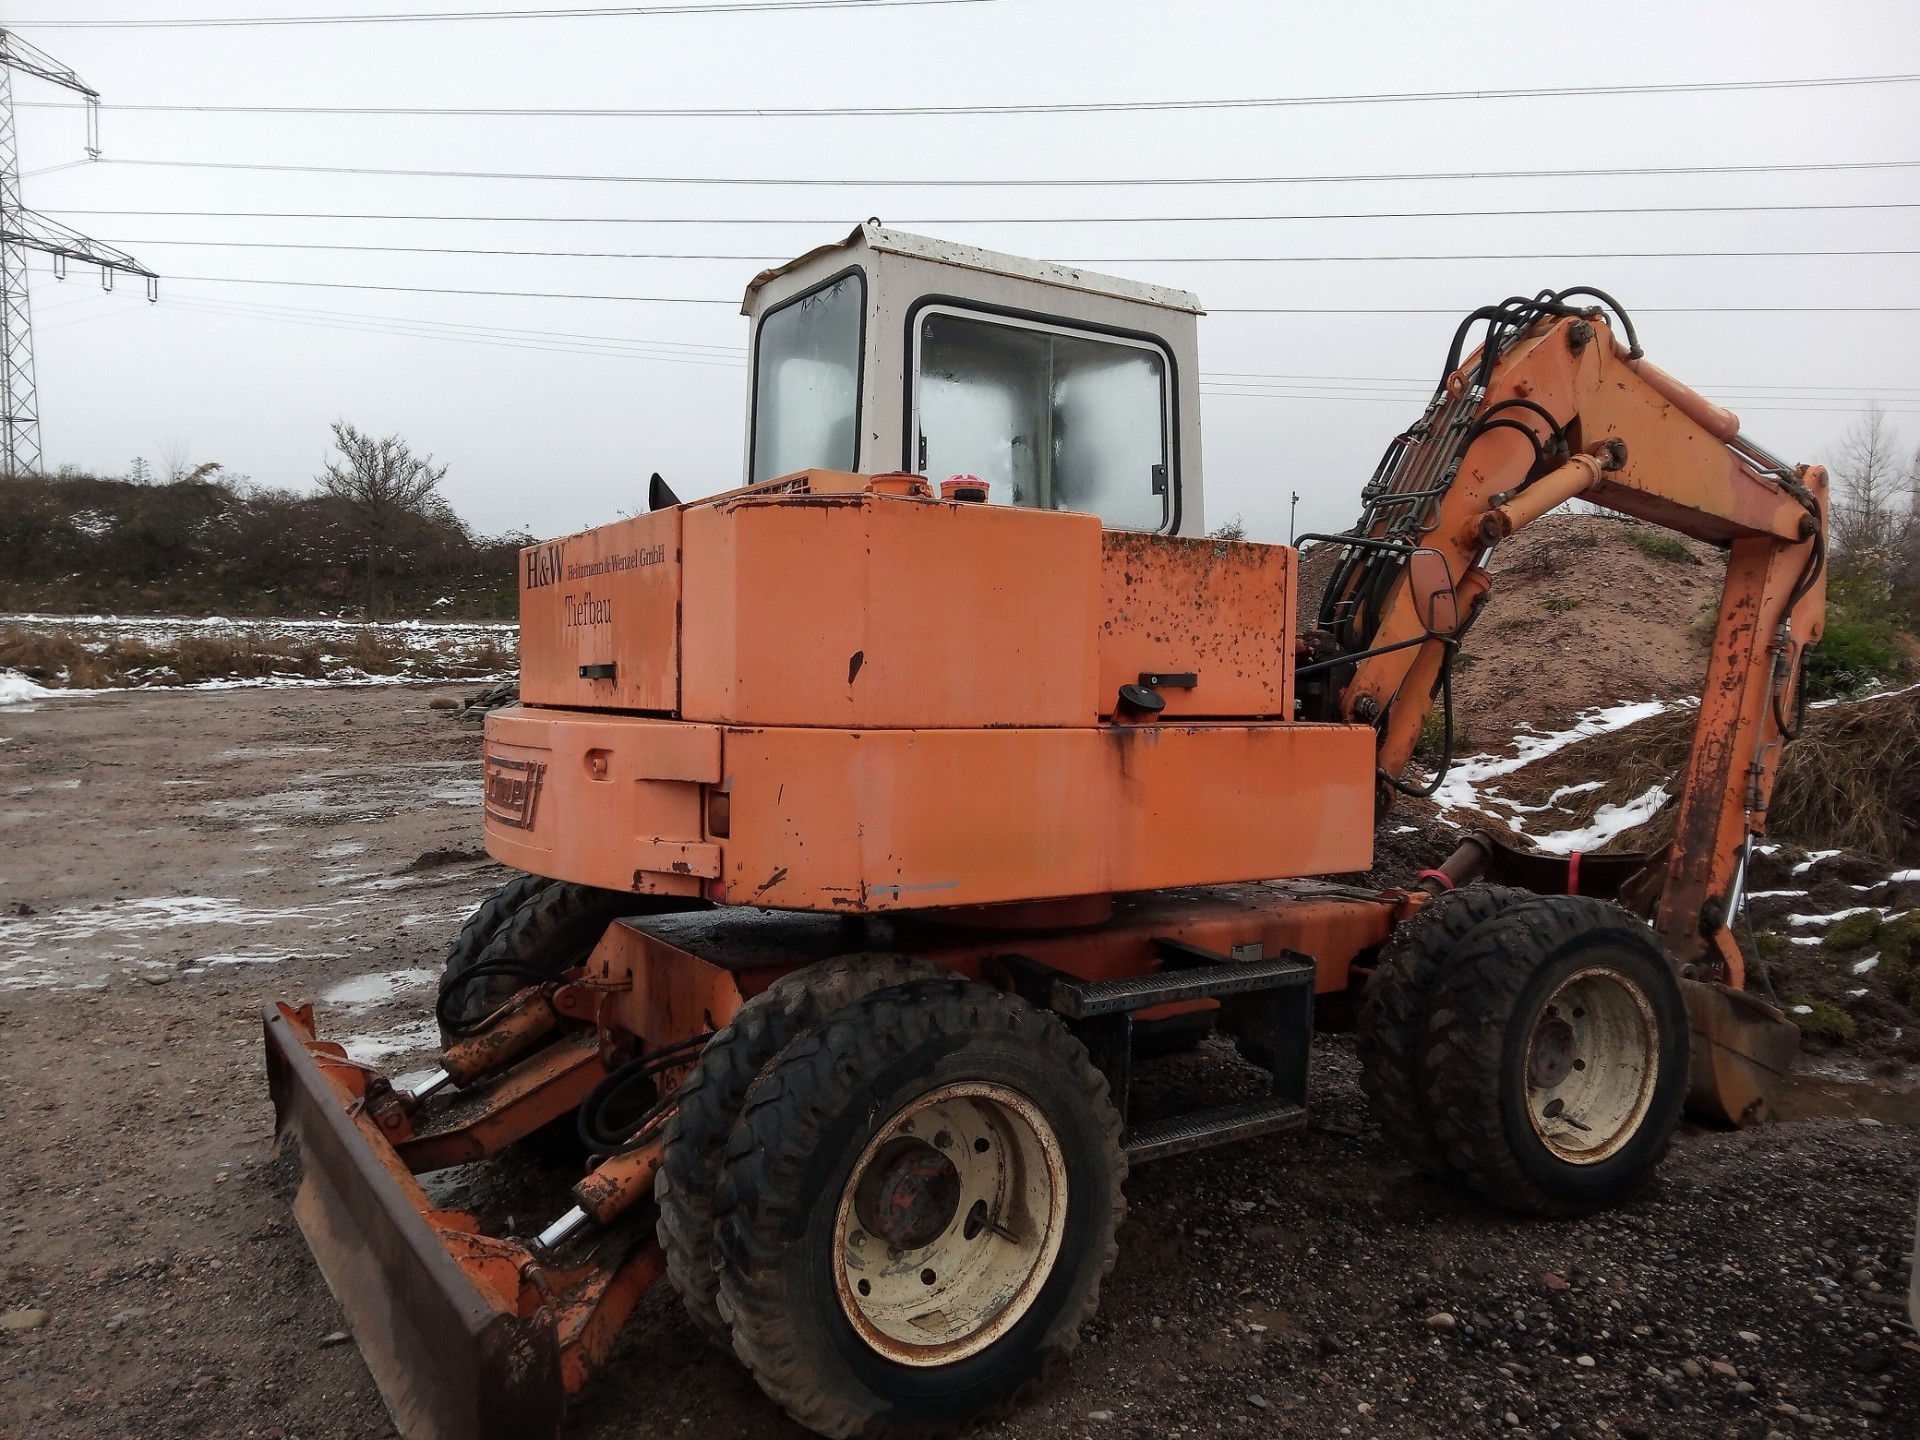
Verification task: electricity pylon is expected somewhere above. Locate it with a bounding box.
[0,29,156,476]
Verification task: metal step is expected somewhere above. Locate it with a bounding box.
[1123,1096,1307,1163]
[1050,956,1312,1019]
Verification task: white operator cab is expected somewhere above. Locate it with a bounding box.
[740,223,1207,537]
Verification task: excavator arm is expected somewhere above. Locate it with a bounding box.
[1303,292,1829,996]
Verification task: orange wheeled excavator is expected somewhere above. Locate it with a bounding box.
[264,226,1826,1440]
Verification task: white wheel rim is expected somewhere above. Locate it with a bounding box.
[1523,965,1660,1164]
[833,1081,1067,1366]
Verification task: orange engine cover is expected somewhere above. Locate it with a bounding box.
[493,473,1374,910]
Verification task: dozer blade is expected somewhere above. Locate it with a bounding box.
[263,1003,565,1440]
[1681,979,1800,1127]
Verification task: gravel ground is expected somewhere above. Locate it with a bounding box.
[1,685,1915,1440]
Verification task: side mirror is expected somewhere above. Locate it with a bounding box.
[1407,548,1459,636]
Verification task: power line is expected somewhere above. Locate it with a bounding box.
[51,281,746,353]
[170,273,734,303]
[1201,368,1920,395]
[155,272,1920,313]
[42,199,1920,226]
[17,72,1920,111]
[84,155,1920,189]
[8,0,996,28]
[99,235,1920,263]
[1210,304,1920,316]
[1196,385,1920,417]
[61,281,1915,405]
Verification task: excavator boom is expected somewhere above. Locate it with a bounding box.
[1307,294,1827,984]
[1304,292,1826,1125]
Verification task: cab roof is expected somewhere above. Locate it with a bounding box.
[740,223,1204,317]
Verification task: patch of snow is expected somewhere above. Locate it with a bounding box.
[1545,780,1606,804]
[199,949,301,967]
[1891,870,1920,884]
[1745,889,1805,900]
[1791,1004,1813,1015]
[1791,850,1843,876]
[1848,987,1870,998]
[1527,785,1670,856]
[1852,953,1881,975]
[1432,699,1671,816]
[1786,907,1878,927]
[0,669,55,705]
[1788,936,1824,947]
[1810,678,1920,711]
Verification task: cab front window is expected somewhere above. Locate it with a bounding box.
[750,269,865,483]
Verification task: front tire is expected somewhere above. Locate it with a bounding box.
[1420,895,1690,1217]
[714,979,1125,1438]
[657,953,947,1349]
[1356,884,1528,1179]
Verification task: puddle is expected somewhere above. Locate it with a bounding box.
[342,1017,440,1063]
[0,894,368,989]
[1776,1068,1920,1125]
[324,967,436,1009]
[206,762,475,825]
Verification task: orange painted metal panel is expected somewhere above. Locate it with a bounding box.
[1098,532,1294,718]
[486,706,1373,910]
[716,722,1375,911]
[482,706,715,897]
[593,920,751,1041]
[679,488,1103,729]
[517,509,681,712]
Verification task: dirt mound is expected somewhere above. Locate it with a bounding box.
[1298,514,1726,747]
[1459,514,1725,746]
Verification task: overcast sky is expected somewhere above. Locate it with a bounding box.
[10,0,1919,543]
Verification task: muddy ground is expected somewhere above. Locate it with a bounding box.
[2,685,1917,1440]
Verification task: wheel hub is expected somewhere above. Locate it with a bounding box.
[1528,1011,1578,1088]
[833,1082,1067,1366]
[1523,966,1659,1164]
[859,1141,962,1250]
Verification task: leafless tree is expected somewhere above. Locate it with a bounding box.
[1829,407,1916,558]
[315,421,451,616]
[1209,513,1247,542]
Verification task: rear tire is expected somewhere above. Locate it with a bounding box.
[657,953,946,1349]
[437,872,554,1035]
[437,880,695,1044]
[1419,895,1689,1217]
[714,979,1125,1438]
[1356,884,1528,1179]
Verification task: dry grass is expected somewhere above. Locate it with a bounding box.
[0,623,513,689]
[1477,687,1920,859]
